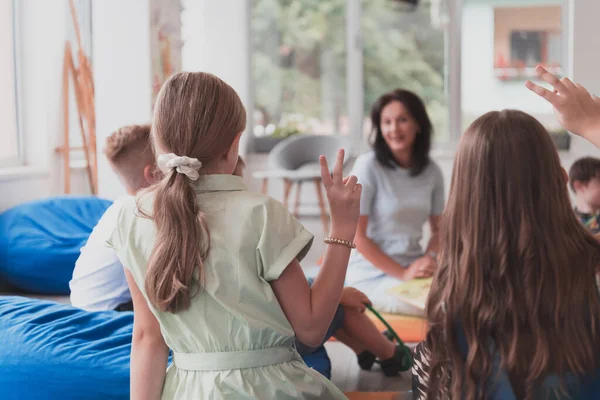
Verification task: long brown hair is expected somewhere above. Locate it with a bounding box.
[426,110,600,400]
[139,72,246,313]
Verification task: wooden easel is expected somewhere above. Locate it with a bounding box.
[56,0,97,194]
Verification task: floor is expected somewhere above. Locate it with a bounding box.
[327,341,412,392]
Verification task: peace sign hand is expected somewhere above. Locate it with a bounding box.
[320,149,361,241]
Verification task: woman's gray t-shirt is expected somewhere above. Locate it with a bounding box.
[346,151,445,283]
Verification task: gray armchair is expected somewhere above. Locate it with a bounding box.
[252,134,352,233]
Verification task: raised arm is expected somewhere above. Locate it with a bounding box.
[271,150,361,347]
[526,65,600,148]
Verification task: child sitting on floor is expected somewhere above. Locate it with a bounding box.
[70,124,156,311]
[412,110,600,399]
[234,155,406,376]
[569,157,600,234]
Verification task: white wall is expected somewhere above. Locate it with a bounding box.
[0,0,19,163]
[0,0,92,211]
[461,0,562,126]
[93,0,153,200]
[0,0,153,210]
[567,0,600,159]
[181,0,253,157]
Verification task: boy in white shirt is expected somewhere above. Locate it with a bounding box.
[69,124,156,311]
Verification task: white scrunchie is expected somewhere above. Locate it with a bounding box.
[157,153,203,181]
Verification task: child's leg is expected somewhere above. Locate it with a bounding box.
[338,307,396,360]
[332,329,365,354]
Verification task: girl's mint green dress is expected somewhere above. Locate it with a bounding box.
[108,175,347,399]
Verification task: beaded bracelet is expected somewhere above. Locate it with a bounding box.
[324,237,356,249]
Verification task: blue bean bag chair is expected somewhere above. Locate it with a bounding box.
[0,296,332,399]
[303,344,332,378]
[0,296,132,399]
[0,196,112,294]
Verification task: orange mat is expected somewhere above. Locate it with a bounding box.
[367,312,427,343]
[329,312,427,344]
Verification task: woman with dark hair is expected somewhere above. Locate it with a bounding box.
[345,89,445,315]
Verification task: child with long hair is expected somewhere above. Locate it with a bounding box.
[108,72,360,399]
[413,110,600,399]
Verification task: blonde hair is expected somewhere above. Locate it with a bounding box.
[141,72,246,313]
[104,124,154,192]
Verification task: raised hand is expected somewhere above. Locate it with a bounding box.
[526,66,600,147]
[320,149,361,241]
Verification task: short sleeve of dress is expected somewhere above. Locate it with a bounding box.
[431,163,445,216]
[256,198,314,282]
[351,154,377,216]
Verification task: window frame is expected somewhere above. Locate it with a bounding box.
[247,0,570,154]
[0,0,23,168]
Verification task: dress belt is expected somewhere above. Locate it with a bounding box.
[172,346,297,371]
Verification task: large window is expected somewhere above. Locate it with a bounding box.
[361,0,449,141]
[250,0,568,150]
[0,0,20,167]
[251,0,348,138]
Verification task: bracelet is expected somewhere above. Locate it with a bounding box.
[324,237,356,249]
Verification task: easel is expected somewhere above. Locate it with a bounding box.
[56,0,97,194]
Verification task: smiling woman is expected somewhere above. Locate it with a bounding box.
[345,89,445,316]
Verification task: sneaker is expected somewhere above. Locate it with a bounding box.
[357,350,376,370]
[379,346,411,377]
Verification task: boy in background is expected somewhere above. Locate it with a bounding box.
[569,157,600,235]
[70,124,156,311]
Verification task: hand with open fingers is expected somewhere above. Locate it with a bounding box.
[526,65,600,140]
[339,287,371,312]
[320,149,361,240]
[404,257,436,280]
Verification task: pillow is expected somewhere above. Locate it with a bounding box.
[0,196,112,294]
[0,296,132,399]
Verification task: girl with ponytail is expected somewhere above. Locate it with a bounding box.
[108,71,361,399]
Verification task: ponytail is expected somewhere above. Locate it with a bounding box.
[143,71,246,313]
[141,171,210,313]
